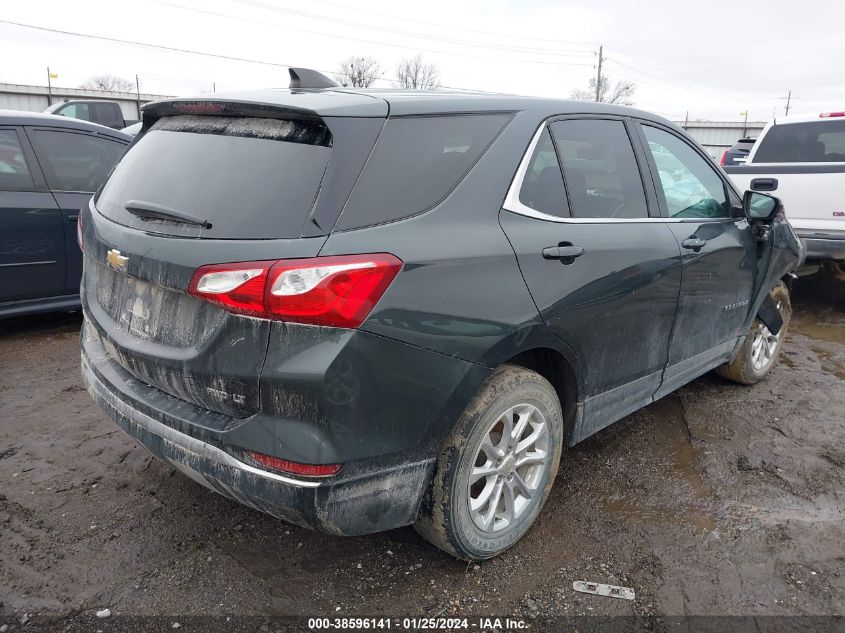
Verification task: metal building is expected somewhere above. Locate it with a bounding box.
[673,120,767,160]
[0,82,173,122]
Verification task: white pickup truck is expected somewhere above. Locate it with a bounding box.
[724,111,845,275]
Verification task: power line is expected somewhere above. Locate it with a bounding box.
[0,19,508,94]
[303,0,599,48]
[228,0,596,58]
[604,56,779,101]
[0,19,293,68]
[149,0,593,66]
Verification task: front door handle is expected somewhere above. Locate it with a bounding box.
[542,245,584,261]
[681,238,706,251]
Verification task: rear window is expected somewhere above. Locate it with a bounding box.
[335,114,511,230]
[754,120,845,163]
[0,130,34,191]
[30,130,127,192]
[96,115,332,239]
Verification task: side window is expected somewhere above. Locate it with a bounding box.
[642,125,730,218]
[518,127,568,217]
[0,130,35,191]
[57,103,91,121]
[28,130,126,192]
[336,114,510,230]
[91,102,120,126]
[550,119,648,219]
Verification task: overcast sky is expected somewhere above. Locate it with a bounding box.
[1,0,843,122]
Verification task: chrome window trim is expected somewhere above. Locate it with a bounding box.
[502,121,738,225]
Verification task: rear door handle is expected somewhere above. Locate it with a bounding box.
[542,245,584,261]
[681,238,707,251]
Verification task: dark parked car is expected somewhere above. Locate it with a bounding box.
[720,137,756,166]
[0,111,130,318]
[80,71,802,560]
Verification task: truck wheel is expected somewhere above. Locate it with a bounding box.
[826,261,845,282]
[715,281,791,385]
[415,364,563,560]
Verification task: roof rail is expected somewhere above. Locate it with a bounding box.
[288,67,339,90]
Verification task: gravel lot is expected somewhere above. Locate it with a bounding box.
[1,273,844,630]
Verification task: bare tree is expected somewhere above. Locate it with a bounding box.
[335,56,382,88]
[80,74,134,92]
[571,76,636,105]
[395,55,440,90]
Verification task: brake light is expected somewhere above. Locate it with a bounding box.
[187,254,402,327]
[719,150,728,165]
[248,451,341,477]
[820,112,845,118]
[174,102,224,114]
[77,211,84,252]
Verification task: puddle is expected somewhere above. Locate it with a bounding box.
[810,346,845,381]
[594,397,716,532]
[790,318,845,347]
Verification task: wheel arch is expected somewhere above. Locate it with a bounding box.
[501,346,580,446]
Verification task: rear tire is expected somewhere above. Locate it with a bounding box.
[715,281,791,385]
[414,364,563,560]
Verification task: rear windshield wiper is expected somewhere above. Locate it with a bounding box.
[124,200,212,229]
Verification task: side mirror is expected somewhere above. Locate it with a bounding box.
[743,190,781,222]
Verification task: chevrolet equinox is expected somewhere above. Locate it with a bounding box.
[81,69,802,560]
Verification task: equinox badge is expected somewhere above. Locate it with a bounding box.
[106,249,129,272]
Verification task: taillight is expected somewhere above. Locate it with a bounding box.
[77,211,84,252]
[820,112,845,118]
[187,254,402,328]
[248,451,341,477]
[719,150,728,165]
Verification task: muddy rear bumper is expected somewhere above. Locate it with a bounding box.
[81,328,434,536]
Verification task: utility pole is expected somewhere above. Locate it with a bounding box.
[594,44,604,102]
[740,110,748,137]
[784,90,792,115]
[46,66,54,106]
[135,74,142,120]
[683,110,689,129]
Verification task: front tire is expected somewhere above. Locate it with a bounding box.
[715,281,791,385]
[414,364,563,560]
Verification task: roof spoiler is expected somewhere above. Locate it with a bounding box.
[289,67,339,90]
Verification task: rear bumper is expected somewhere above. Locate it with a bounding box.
[81,324,435,536]
[795,229,845,261]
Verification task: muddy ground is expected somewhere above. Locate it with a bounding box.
[1,273,844,630]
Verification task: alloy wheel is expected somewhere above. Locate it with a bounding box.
[751,301,783,371]
[467,403,550,533]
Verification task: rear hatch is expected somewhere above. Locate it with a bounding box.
[83,96,386,419]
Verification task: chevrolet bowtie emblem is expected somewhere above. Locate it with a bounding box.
[106,248,129,272]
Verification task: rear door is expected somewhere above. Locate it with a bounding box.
[635,122,758,395]
[0,126,65,304]
[26,126,128,294]
[500,116,682,439]
[83,109,384,419]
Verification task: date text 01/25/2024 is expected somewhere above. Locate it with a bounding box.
[307,617,528,630]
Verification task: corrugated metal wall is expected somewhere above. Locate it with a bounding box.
[0,83,173,122]
[673,121,767,159]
